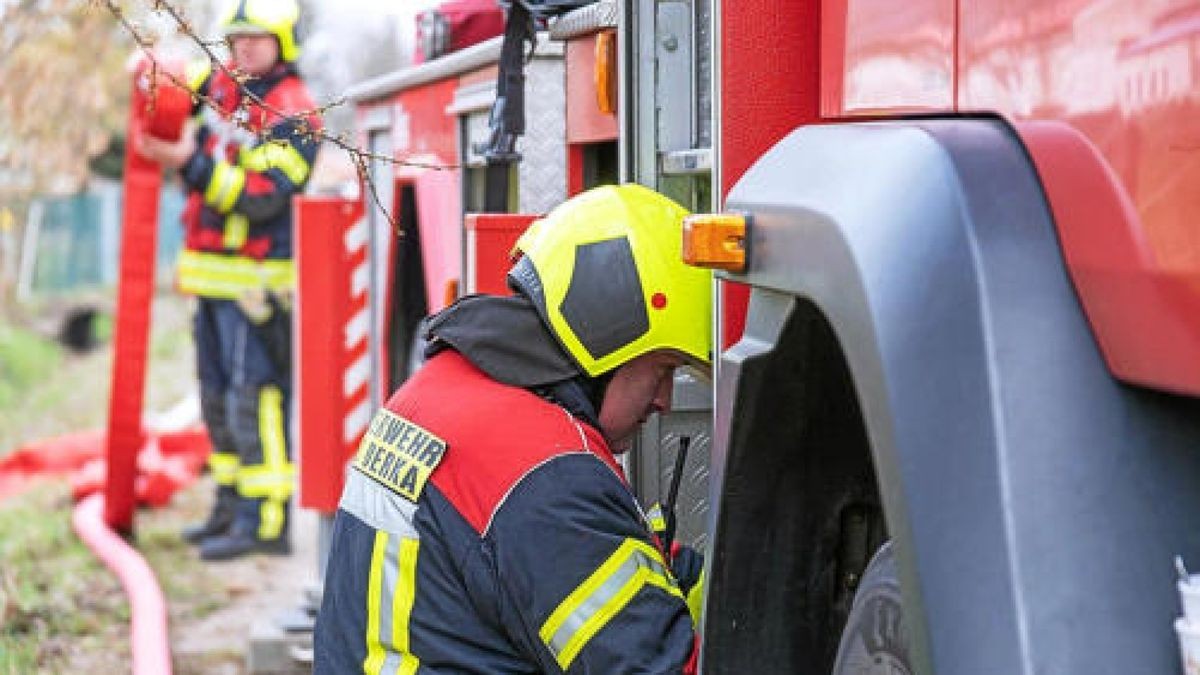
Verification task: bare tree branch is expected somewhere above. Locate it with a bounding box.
[99,0,462,234]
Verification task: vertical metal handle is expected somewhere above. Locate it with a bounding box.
[663,435,690,551]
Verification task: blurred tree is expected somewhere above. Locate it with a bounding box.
[298,0,437,136]
[0,0,130,198]
[0,0,222,197]
[0,0,442,199]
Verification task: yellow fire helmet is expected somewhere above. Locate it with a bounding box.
[220,0,301,63]
[508,184,713,378]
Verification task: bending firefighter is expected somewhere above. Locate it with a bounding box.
[314,185,710,673]
[138,0,319,560]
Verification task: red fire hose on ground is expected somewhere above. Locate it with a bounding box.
[69,55,193,673]
[83,54,192,674]
[72,493,172,675]
[0,56,201,671]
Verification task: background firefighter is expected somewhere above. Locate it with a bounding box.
[314,185,709,673]
[137,0,320,561]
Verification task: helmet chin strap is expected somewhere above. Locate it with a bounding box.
[583,368,617,412]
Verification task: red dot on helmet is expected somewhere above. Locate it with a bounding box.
[651,292,668,309]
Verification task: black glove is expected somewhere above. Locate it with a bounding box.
[670,543,704,596]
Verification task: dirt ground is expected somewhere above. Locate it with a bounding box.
[1,294,322,673]
[154,477,320,674]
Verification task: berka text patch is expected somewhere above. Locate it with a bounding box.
[352,409,447,502]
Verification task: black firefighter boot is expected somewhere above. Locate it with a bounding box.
[199,499,291,561]
[182,485,238,545]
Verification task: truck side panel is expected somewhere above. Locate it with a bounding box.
[820,0,1200,395]
[962,0,1200,395]
[718,0,820,350]
[706,118,1200,673]
[821,0,956,115]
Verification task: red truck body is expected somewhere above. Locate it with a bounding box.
[724,0,1200,395]
[295,38,565,513]
[704,1,1200,672]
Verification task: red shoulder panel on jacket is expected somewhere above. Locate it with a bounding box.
[386,350,619,533]
[262,76,322,130]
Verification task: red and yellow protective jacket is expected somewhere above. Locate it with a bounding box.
[176,61,320,299]
[314,349,698,673]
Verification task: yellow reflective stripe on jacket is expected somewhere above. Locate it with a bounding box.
[240,141,311,185]
[686,569,705,626]
[177,250,294,299]
[223,213,249,250]
[185,59,212,92]
[539,538,682,670]
[204,160,246,213]
[365,531,389,674]
[207,451,239,487]
[390,538,420,674]
[365,531,421,675]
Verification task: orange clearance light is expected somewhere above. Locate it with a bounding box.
[594,30,617,115]
[682,213,747,272]
[443,278,460,308]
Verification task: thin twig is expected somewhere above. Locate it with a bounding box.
[99,0,462,234]
[352,153,403,241]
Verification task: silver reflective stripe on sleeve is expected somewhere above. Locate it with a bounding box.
[539,538,683,670]
[340,468,420,539]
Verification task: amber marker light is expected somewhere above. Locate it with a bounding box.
[595,30,617,115]
[682,213,747,272]
[443,278,460,307]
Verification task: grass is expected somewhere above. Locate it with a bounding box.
[0,294,234,672]
[0,481,128,673]
[0,295,197,459]
[0,324,61,410]
[0,313,107,459]
[0,480,236,673]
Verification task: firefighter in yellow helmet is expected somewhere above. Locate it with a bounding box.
[314,184,710,673]
[138,0,318,560]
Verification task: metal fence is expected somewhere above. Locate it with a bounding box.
[17,179,185,297]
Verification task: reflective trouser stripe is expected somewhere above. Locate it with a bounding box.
[223,213,249,250]
[540,538,682,670]
[208,451,239,487]
[205,160,246,213]
[365,530,421,675]
[232,385,292,539]
[176,250,294,300]
[258,384,288,540]
[239,467,295,495]
[259,499,284,540]
[240,141,312,185]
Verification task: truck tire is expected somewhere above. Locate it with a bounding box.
[831,540,913,675]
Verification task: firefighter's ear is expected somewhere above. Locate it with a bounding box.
[680,362,712,384]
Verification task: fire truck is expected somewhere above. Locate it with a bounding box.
[290,27,568,569]
[295,0,1200,672]
[687,0,1200,673]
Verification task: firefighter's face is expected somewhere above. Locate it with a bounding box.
[229,33,280,76]
[599,350,684,453]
